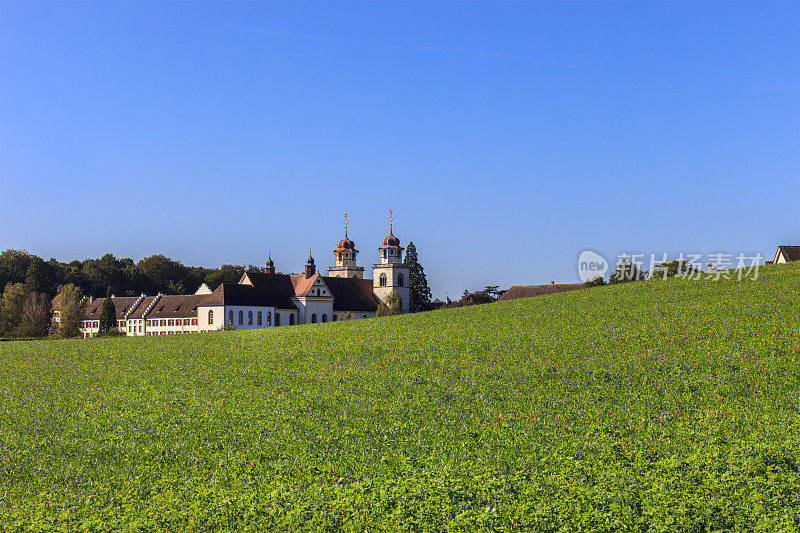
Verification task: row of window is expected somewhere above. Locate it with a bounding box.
[84,309,376,332]
[147,318,198,327]
[207,310,296,327]
[378,273,404,287]
[226,310,272,326]
[83,319,199,329]
[83,330,212,338]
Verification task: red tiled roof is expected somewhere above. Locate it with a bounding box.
[146,294,212,319]
[496,283,583,302]
[289,273,319,297]
[84,296,141,319]
[127,296,159,319]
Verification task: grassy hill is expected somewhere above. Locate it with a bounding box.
[1,263,799,531]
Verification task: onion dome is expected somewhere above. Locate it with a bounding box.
[335,229,357,252]
[381,231,400,248]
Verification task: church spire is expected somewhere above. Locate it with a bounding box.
[264,249,275,274]
[305,246,316,278]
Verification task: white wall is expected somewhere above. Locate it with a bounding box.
[298,297,334,324]
[373,264,410,314]
[197,305,225,332]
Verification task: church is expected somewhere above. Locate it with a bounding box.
[78,215,410,337]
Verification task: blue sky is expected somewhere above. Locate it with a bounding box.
[1,2,798,298]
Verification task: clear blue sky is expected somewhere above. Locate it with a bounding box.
[1,2,798,298]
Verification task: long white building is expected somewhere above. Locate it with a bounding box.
[78,220,410,337]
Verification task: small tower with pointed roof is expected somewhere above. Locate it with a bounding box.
[328,213,365,279]
[263,250,276,274]
[372,210,409,313]
[305,248,316,279]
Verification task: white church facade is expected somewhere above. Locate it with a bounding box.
[77,217,410,337]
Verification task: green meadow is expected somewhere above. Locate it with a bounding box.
[1,263,799,531]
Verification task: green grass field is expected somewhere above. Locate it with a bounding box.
[1,263,799,531]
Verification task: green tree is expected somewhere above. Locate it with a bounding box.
[608,261,646,284]
[650,259,700,280]
[52,284,86,338]
[483,285,508,300]
[376,291,403,317]
[584,275,606,288]
[16,293,51,338]
[135,254,192,294]
[0,283,27,337]
[460,290,495,307]
[99,287,117,334]
[24,257,53,296]
[0,250,34,290]
[403,242,431,312]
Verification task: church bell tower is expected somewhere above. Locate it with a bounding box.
[328,213,365,279]
[372,210,409,313]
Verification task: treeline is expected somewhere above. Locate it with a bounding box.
[436,285,507,309]
[0,249,264,339]
[0,249,265,299]
[583,259,700,287]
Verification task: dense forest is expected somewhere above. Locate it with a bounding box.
[0,249,267,300]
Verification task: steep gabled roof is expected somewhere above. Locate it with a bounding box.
[206,279,298,310]
[321,276,379,312]
[497,283,583,302]
[775,245,800,263]
[289,273,320,297]
[240,272,302,309]
[127,296,159,319]
[84,296,141,319]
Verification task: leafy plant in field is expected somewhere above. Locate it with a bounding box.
[0,262,799,530]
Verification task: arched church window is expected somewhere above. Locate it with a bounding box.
[228,310,233,324]
[289,314,295,325]
[267,311,271,326]
[248,311,253,325]
[322,314,327,323]
[311,313,317,323]
[238,310,243,325]
[397,274,404,287]
[275,313,281,326]
[208,310,214,325]
[257,311,262,326]
[379,273,387,287]
[332,314,338,321]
